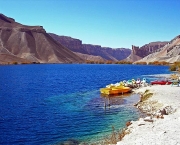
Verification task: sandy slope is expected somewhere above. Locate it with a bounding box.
[117,85,180,145]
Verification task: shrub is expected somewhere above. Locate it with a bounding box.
[85,60,95,64]
[106,60,113,64]
[21,62,31,64]
[103,126,130,144]
[174,61,180,65]
[160,61,169,65]
[135,61,147,65]
[169,65,177,71]
[169,61,180,71]
[12,61,18,65]
[148,61,169,66]
[116,61,132,64]
[140,90,153,102]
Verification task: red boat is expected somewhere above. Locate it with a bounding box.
[151,80,172,85]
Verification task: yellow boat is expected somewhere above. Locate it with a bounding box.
[112,86,131,93]
[106,88,120,95]
[100,86,131,95]
[100,88,111,94]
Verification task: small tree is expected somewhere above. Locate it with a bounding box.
[12,61,18,65]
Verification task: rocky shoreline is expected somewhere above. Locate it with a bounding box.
[117,84,180,145]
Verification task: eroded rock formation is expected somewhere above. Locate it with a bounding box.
[137,35,180,63]
[0,13,83,64]
[126,42,168,62]
[49,33,131,61]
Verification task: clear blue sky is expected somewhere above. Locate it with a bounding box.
[1,0,180,49]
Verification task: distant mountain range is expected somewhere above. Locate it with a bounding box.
[0,13,83,64]
[136,35,180,63]
[126,42,168,62]
[49,33,131,61]
[0,13,179,64]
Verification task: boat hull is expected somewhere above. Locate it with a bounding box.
[100,88,111,94]
[100,86,131,95]
[151,81,172,85]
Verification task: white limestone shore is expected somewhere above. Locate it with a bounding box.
[117,84,180,145]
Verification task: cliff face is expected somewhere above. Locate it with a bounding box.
[49,33,131,61]
[74,52,105,62]
[126,42,168,62]
[132,42,168,58]
[137,35,180,63]
[0,53,31,64]
[49,34,85,53]
[0,14,83,64]
[82,44,119,61]
[107,47,132,60]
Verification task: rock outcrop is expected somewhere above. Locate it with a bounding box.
[133,42,168,58]
[49,33,131,61]
[82,44,119,61]
[0,53,31,64]
[74,52,105,62]
[126,42,168,62]
[0,13,83,64]
[137,35,180,63]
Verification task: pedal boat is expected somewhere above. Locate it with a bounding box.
[100,86,131,95]
[150,80,172,85]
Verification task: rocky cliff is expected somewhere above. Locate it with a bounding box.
[49,33,131,61]
[137,35,180,63]
[0,14,83,64]
[132,42,168,58]
[126,42,168,62]
[74,52,105,62]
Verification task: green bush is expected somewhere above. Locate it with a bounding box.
[169,65,177,71]
[140,90,153,102]
[135,62,147,65]
[12,61,18,65]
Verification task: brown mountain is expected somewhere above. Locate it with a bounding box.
[49,33,131,61]
[0,53,31,64]
[136,35,180,63]
[0,14,83,64]
[126,42,168,62]
[74,52,105,62]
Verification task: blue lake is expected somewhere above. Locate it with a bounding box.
[0,64,171,144]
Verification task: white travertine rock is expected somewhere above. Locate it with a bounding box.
[117,84,180,145]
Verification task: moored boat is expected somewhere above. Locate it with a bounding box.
[100,88,111,94]
[100,86,131,95]
[151,80,172,85]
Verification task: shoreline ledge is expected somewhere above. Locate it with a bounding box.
[117,85,180,145]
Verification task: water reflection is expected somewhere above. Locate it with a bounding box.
[100,93,133,110]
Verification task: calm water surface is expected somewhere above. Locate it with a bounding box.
[0,64,171,144]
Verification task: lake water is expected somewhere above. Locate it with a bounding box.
[0,64,171,144]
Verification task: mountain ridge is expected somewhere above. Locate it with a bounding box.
[136,35,180,63]
[0,13,178,64]
[125,41,168,62]
[49,33,131,61]
[0,13,83,64]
